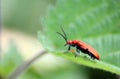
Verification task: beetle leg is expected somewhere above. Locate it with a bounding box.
[64,46,71,54]
[74,48,80,57]
[91,56,95,60]
[76,48,80,53]
[88,52,95,60]
[75,52,79,57]
[75,53,77,57]
[68,45,71,51]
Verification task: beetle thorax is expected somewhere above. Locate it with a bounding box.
[67,40,79,45]
[67,40,72,45]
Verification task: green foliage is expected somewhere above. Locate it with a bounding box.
[19,64,89,79]
[0,41,23,77]
[18,68,43,79]
[39,0,120,74]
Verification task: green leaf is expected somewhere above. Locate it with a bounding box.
[0,40,23,77]
[54,52,120,75]
[39,0,120,74]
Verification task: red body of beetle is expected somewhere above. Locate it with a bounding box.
[57,27,100,60]
[66,40,100,60]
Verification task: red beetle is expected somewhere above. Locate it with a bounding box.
[57,26,100,60]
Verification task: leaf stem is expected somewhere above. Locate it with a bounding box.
[7,49,47,79]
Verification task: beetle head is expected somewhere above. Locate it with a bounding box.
[64,40,72,46]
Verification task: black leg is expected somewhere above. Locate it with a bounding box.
[89,53,95,60]
[68,45,71,51]
[64,46,71,54]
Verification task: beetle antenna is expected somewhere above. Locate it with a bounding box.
[57,26,68,42]
[57,32,67,42]
[60,26,67,41]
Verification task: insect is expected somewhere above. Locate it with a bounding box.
[57,26,100,60]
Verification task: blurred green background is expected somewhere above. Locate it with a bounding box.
[1,0,120,79]
[3,0,55,35]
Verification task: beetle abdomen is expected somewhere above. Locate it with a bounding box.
[72,40,100,60]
